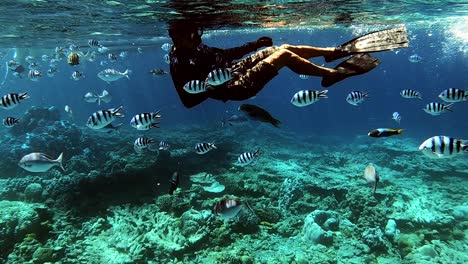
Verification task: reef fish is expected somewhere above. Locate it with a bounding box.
[346,91,369,106]
[195,142,217,154]
[212,199,243,220]
[0,92,29,110]
[290,90,328,107]
[237,149,261,166]
[221,114,249,127]
[419,136,467,159]
[19,152,64,173]
[168,172,179,195]
[423,102,453,116]
[438,88,468,103]
[206,68,232,86]
[130,111,161,130]
[392,112,401,124]
[363,164,379,194]
[238,104,281,128]
[3,117,19,127]
[368,128,403,138]
[97,68,131,83]
[86,106,124,130]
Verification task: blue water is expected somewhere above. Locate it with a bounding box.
[2,26,466,140]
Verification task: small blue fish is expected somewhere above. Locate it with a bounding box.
[392,112,401,124]
[408,54,423,63]
[206,68,232,86]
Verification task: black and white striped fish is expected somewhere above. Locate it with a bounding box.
[28,70,42,81]
[237,149,261,166]
[419,136,467,159]
[134,137,157,153]
[206,68,232,86]
[346,91,370,106]
[400,89,422,99]
[88,39,102,48]
[183,80,206,94]
[130,111,161,130]
[159,141,170,151]
[71,71,84,81]
[86,106,124,130]
[291,90,328,107]
[195,142,217,154]
[438,88,468,103]
[161,43,172,52]
[392,112,401,124]
[3,117,19,127]
[108,53,118,62]
[0,92,29,110]
[423,102,453,116]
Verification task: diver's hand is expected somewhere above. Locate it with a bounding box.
[255,37,273,48]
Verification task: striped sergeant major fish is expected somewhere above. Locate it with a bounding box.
[134,137,157,153]
[71,71,85,81]
[346,91,370,106]
[400,89,422,99]
[291,90,328,107]
[88,39,102,48]
[423,102,453,116]
[28,69,42,81]
[236,149,261,166]
[195,142,217,154]
[0,92,29,110]
[86,106,124,130]
[183,80,206,94]
[3,117,19,127]
[206,68,232,86]
[212,198,243,220]
[159,141,170,151]
[438,88,468,103]
[130,111,161,130]
[392,112,401,124]
[419,136,467,159]
[161,43,172,52]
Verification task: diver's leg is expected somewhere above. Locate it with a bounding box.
[278,44,337,59]
[263,49,336,77]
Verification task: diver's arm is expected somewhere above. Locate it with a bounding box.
[223,37,273,60]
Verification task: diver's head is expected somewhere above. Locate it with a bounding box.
[168,21,203,49]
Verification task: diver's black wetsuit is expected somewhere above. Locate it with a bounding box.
[169,41,274,108]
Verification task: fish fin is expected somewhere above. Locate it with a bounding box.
[444,103,454,112]
[324,27,409,62]
[124,69,132,79]
[98,98,101,106]
[211,143,217,149]
[150,122,160,128]
[152,110,162,119]
[321,53,380,87]
[112,106,124,117]
[319,90,329,98]
[56,152,65,172]
[271,118,281,128]
[19,92,29,99]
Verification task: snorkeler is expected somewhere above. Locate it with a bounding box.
[168,22,409,108]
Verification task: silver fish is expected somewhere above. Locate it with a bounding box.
[183,80,206,94]
[97,68,131,83]
[346,91,369,106]
[423,102,453,116]
[291,90,328,107]
[206,68,232,86]
[0,92,29,110]
[130,111,161,130]
[236,149,260,166]
[400,89,422,99]
[438,88,468,103]
[19,152,64,173]
[419,136,467,159]
[3,117,20,127]
[195,142,216,154]
[86,106,125,130]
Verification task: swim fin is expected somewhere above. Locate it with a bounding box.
[324,27,409,62]
[321,53,380,87]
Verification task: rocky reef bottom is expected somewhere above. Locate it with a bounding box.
[0,121,467,264]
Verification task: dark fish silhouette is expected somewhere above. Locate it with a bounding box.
[238,104,281,128]
[168,171,179,195]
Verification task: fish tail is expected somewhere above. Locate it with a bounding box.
[19,92,29,99]
[397,129,404,134]
[271,118,281,128]
[56,152,65,172]
[211,143,217,149]
[445,103,454,112]
[124,69,132,79]
[318,90,329,99]
[113,105,125,117]
[150,122,160,128]
[152,110,161,119]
